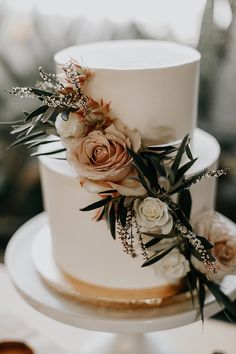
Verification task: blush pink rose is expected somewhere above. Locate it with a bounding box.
[192,211,236,281]
[66,119,141,193]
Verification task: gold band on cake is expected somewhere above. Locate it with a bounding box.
[52,266,188,308]
[32,227,189,309]
[62,268,185,300]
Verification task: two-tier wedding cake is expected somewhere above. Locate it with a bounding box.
[8,40,236,316]
[38,41,220,303]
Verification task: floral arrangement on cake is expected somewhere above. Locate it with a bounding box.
[5,60,236,321]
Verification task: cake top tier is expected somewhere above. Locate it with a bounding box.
[55,40,200,70]
[55,40,200,145]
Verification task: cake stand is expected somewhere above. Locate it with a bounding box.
[5,213,236,354]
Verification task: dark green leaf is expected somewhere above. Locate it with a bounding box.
[140,152,166,176]
[117,196,127,227]
[42,107,56,123]
[80,196,112,212]
[11,122,33,135]
[31,148,66,157]
[197,279,206,322]
[203,278,236,322]
[178,189,192,220]
[127,148,154,183]
[169,176,184,194]
[186,271,197,307]
[49,109,61,123]
[146,145,176,151]
[25,105,48,122]
[129,171,151,195]
[144,237,162,248]
[142,232,174,238]
[8,131,46,149]
[109,202,116,239]
[173,205,192,231]
[127,148,160,188]
[13,129,31,140]
[30,88,54,97]
[0,119,26,125]
[142,243,177,267]
[175,158,198,182]
[98,190,117,194]
[170,169,208,194]
[136,171,157,197]
[26,116,43,135]
[128,159,156,197]
[141,147,177,159]
[47,156,66,160]
[144,156,159,187]
[26,139,60,149]
[171,135,189,177]
[189,246,215,263]
[186,143,194,160]
[187,267,197,290]
[196,235,214,250]
[157,147,178,160]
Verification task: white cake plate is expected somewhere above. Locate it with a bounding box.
[5,213,236,354]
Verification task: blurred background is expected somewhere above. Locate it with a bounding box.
[0,0,235,261]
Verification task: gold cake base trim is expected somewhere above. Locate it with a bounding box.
[45,262,190,308]
[32,226,191,309]
[63,270,184,299]
[47,269,190,309]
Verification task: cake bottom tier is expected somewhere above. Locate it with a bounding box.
[39,129,220,296]
[32,222,190,308]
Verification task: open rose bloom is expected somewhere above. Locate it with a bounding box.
[66,118,145,196]
[134,197,173,235]
[193,211,236,281]
[153,247,190,284]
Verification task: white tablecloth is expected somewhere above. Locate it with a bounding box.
[0,264,235,354]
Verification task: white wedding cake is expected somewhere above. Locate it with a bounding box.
[37,41,220,304]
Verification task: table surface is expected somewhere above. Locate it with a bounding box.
[0,264,235,354]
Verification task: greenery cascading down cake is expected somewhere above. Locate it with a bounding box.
[6,41,236,319]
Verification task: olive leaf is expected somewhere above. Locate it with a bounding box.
[80,196,112,212]
[142,243,177,267]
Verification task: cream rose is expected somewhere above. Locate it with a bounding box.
[192,211,236,281]
[66,119,141,184]
[55,112,86,138]
[153,248,190,283]
[134,197,173,235]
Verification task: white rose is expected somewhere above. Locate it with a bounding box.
[153,248,190,283]
[55,112,86,138]
[134,197,173,235]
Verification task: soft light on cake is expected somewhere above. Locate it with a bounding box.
[6,38,236,318]
[35,40,218,303]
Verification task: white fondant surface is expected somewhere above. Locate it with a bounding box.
[39,129,220,289]
[55,40,200,144]
[55,40,200,69]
